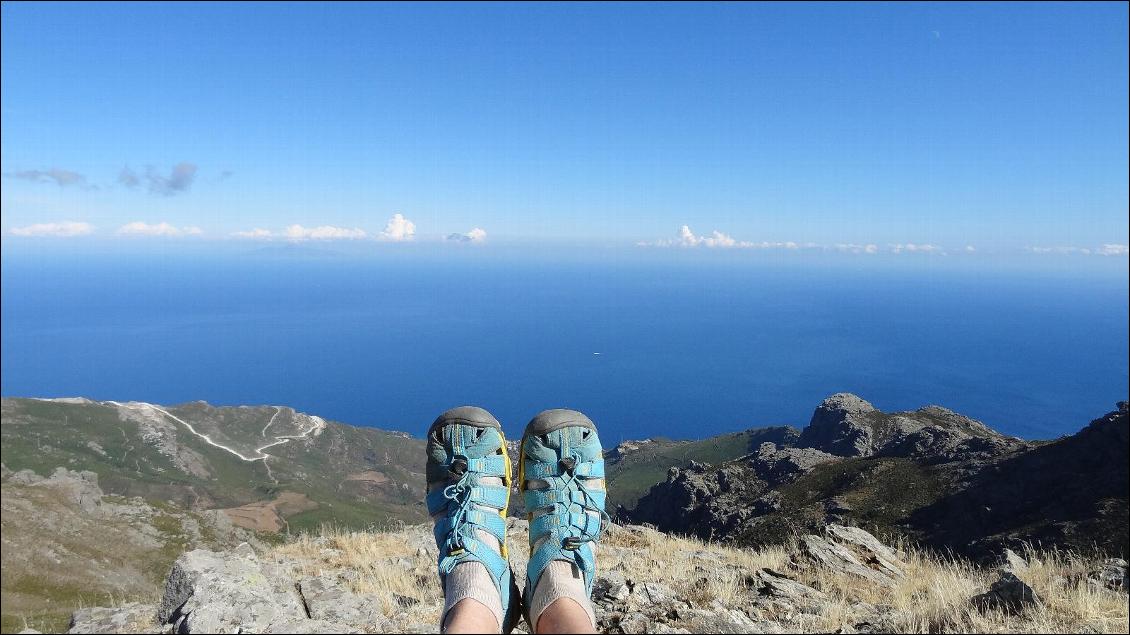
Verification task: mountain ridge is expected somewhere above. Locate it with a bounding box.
[3,393,1128,633]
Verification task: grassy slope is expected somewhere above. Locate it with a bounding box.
[0,399,429,532]
[1,485,214,634]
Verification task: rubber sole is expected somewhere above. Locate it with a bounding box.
[523,408,596,436]
[427,405,501,439]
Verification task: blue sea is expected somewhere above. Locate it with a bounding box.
[2,247,1127,441]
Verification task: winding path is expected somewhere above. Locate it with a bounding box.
[104,400,325,463]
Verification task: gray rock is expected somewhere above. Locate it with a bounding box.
[8,468,44,485]
[618,612,651,634]
[824,525,904,579]
[754,568,827,603]
[647,624,691,634]
[158,548,307,632]
[68,603,157,633]
[674,607,765,633]
[593,570,631,603]
[971,570,1042,614]
[264,617,361,633]
[797,393,880,456]
[749,444,837,486]
[638,581,678,606]
[1002,548,1030,574]
[27,468,104,513]
[297,576,386,626]
[1089,558,1128,592]
[795,533,898,587]
[797,393,1010,460]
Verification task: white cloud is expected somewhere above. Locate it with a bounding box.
[648,225,752,248]
[890,243,944,254]
[10,221,94,237]
[117,221,202,237]
[750,240,802,249]
[646,226,866,251]
[1097,244,1129,256]
[378,213,416,242]
[1026,244,1129,256]
[834,243,880,254]
[964,245,976,252]
[446,227,487,243]
[284,224,367,241]
[231,228,274,240]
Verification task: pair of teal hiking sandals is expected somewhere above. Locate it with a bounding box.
[425,406,607,630]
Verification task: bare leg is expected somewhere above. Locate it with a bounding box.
[536,597,597,634]
[444,598,500,634]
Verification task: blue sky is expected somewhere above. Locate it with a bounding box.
[2,2,1127,256]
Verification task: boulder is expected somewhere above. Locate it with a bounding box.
[1089,558,1128,592]
[824,525,904,579]
[753,568,827,604]
[794,525,905,587]
[158,548,307,632]
[1001,548,1030,575]
[297,576,388,627]
[971,570,1042,614]
[593,570,631,603]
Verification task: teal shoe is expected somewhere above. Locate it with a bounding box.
[426,406,518,632]
[519,409,608,605]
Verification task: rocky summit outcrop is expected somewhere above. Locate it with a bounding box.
[797,393,1016,460]
[630,395,1128,561]
[64,520,1129,634]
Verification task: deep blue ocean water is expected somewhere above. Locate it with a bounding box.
[2,249,1127,441]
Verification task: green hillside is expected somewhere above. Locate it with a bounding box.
[0,398,429,532]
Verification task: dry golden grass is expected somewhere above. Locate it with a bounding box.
[270,526,443,623]
[267,522,1129,634]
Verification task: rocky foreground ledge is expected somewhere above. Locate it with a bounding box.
[61,519,1127,634]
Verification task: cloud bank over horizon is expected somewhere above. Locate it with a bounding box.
[9,221,95,237]
[117,221,202,237]
[6,216,1127,260]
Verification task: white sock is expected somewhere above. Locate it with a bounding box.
[528,559,597,631]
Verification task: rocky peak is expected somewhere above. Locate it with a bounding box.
[797,392,1016,459]
[797,393,881,456]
